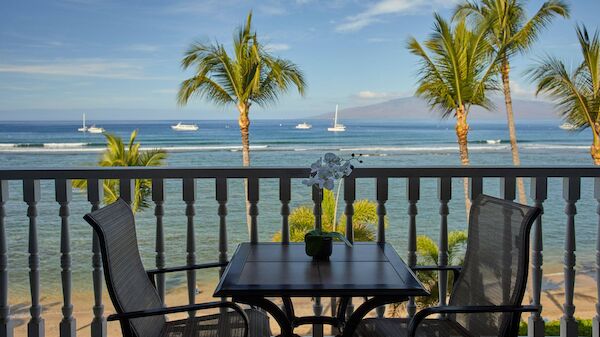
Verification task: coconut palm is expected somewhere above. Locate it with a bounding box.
[177,11,306,168]
[407,14,499,211]
[528,25,600,164]
[272,189,383,242]
[73,130,167,212]
[454,0,570,203]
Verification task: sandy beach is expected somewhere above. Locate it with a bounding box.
[7,269,597,337]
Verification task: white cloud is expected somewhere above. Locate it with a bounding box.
[336,0,457,32]
[509,80,536,99]
[264,43,291,52]
[354,90,404,100]
[0,59,167,80]
[367,37,391,43]
[124,44,160,52]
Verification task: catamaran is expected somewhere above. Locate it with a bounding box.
[87,125,105,134]
[78,114,88,132]
[295,122,312,129]
[327,104,346,132]
[171,122,199,131]
[559,122,577,130]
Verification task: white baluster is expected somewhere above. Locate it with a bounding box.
[24,180,44,337]
[55,179,75,337]
[529,177,547,337]
[0,181,13,337]
[88,179,106,337]
[561,177,579,337]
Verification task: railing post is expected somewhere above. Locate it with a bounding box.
[88,179,106,337]
[529,177,547,337]
[311,185,323,337]
[344,177,356,317]
[561,177,580,337]
[438,177,451,307]
[56,179,75,337]
[183,178,196,318]
[375,177,388,318]
[152,179,166,303]
[216,178,228,275]
[247,178,259,243]
[406,176,420,317]
[500,176,516,305]
[595,177,600,337]
[24,179,44,337]
[0,181,12,337]
[279,178,291,244]
[119,179,134,205]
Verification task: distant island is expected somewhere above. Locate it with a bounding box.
[311,96,558,121]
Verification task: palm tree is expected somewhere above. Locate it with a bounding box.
[407,14,499,212]
[73,130,167,212]
[454,0,569,203]
[272,189,384,242]
[177,12,306,232]
[528,25,600,164]
[177,12,306,167]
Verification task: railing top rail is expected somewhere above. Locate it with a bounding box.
[0,166,599,180]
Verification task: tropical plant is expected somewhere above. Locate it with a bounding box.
[272,189,383,242]
[527,25,600,164]
[73,131,167,212]
[389,230,468,316]
[454,0,570,203]
[177,11,306,168]
[407,14,499,212]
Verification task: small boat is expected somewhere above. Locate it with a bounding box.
[560,122,577,130]
[78,113,88,132]
[327,105,346,132]
[87,125,105,134]
[171,122,199,131]
[295,122,312,130]
[486,139,501,144]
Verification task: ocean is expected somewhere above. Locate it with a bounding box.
[0,119,596,295]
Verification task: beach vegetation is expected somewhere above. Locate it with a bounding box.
[454,0,569,203]
[528,25,600,164]
[407,14,499,211]
[73,130,167,212]
[519,318,592,336]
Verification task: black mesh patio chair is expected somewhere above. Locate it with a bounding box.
[84,198,272,337]
[353,194,542,337]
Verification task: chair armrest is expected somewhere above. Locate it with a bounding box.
[411,265,462,288]
[408,305,539,337]
[107,300,248,321]
[146,261,227,276]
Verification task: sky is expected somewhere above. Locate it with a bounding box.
[1,0,599,120]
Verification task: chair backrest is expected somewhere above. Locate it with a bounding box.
[84,199,165,337]
[448,194,541,336]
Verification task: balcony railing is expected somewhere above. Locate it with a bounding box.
[0,166,598,337]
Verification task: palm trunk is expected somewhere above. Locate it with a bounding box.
[238,103,252,236]
[591,123,600,165]
[455,105,472,217]
[501,57,527,204]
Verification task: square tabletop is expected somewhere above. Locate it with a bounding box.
[214,242,428,298]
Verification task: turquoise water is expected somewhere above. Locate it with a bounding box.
[0,119,596,295]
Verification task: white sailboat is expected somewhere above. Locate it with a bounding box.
[327,104,346,132]
[295,122,312,129]
[560,122,577,130]
[78,114,88,132]
[171,122,199,131]
[87,125,105,134]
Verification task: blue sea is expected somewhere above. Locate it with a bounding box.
[0,119,596,295]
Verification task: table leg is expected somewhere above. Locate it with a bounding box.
[234,296,295,337]
[341,296,407,337]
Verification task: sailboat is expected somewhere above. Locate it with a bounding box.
[559,122,577,130]
[87,125,105,134]
[327,104,346,132]
[78,114,88,132]
[295,122,312,129]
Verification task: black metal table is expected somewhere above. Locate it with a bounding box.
[214,242,428,337]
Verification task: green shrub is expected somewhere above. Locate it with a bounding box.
[519,319,593,336]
